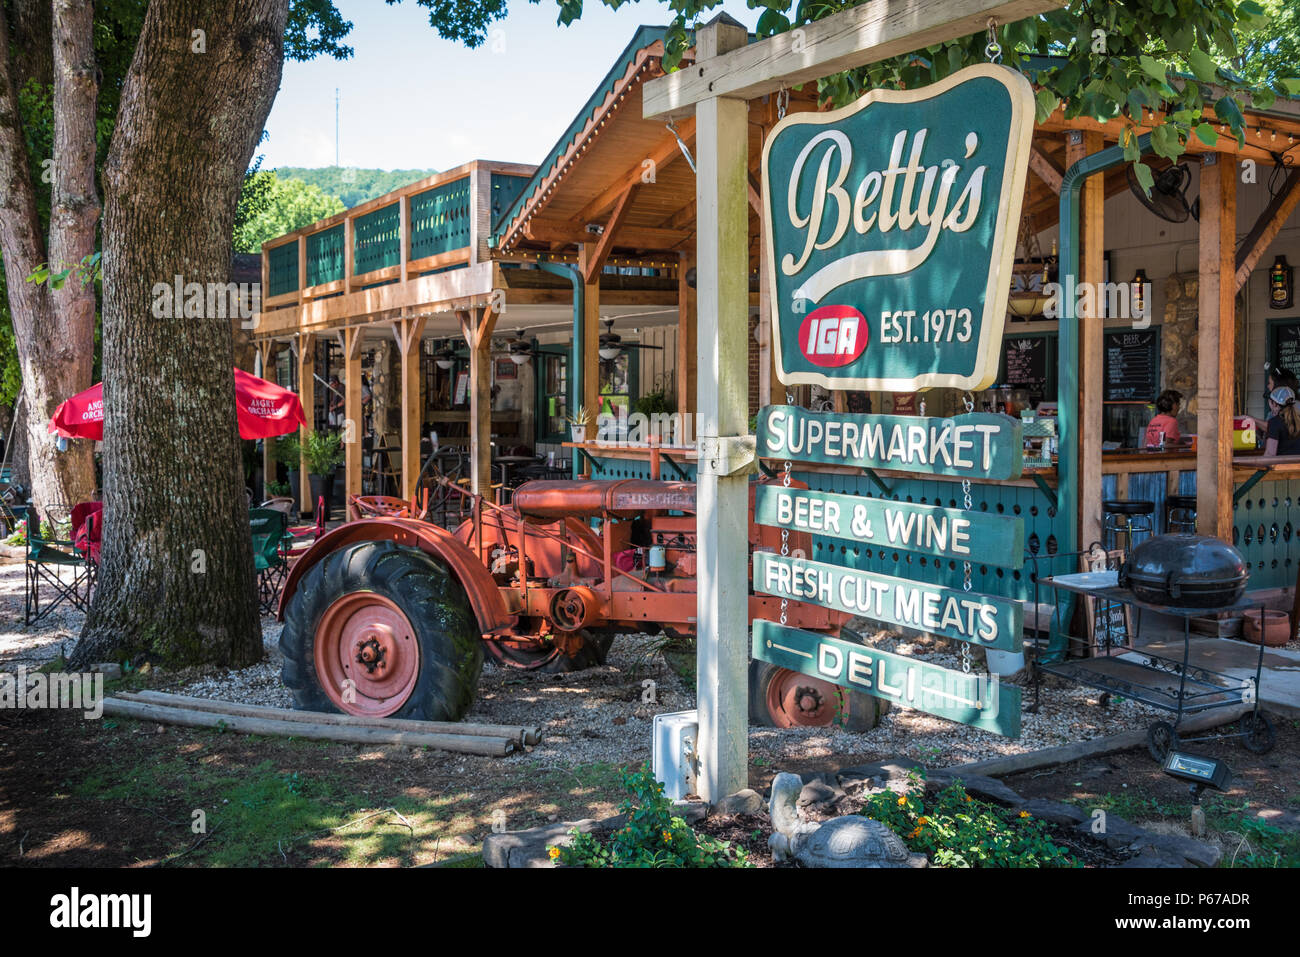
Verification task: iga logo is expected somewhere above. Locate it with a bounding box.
[798,305,868,367]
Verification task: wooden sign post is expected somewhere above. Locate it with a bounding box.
[643,0,1064,802]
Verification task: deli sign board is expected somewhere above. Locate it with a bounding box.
[754,619,1021,737]
[762,64,1034,391]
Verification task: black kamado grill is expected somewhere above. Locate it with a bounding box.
[1118,534,1249,608]
[1032,536,1276,762]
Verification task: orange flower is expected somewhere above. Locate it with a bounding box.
[908,827,921,838]
[917,816,930,825]
[964,795,973,803]
[897,795,908,806]
[1019,810,1031,819]
[662,830,673,842]
[548,846,561,860]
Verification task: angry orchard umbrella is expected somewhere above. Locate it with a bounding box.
[48,367,307,441]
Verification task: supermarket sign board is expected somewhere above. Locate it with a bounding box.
[761,64,1034,391]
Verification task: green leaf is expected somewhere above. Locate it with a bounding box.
[1194,122,1218,146]
[1132,161,1155,195]
[1138,55,1167,84]
[1187,48,1218,84]
[1279,78,1300,96]
[1034,88,1060,124]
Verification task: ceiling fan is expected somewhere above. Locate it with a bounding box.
[1127,162,1199,223]
[494,329,537,366]
[599,318,663,360]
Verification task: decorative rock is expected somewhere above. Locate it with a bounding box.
[92,663,122,679]
[1075,814,1145,850]
[482,820,599,869]
[713,789,764,816]
[1116,848,1187,869]
[1127,832,1222,868]
[797,780,837,809]
[1019,798,1089,826]
[926,772,1025,807]
[769,773,818,840]
[672,800,710,824]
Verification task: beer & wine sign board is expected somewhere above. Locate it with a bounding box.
[761,64,1034,391]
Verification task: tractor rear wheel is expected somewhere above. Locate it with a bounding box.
[749,661,882,730]
[280,540,482,720]
[483,630,614,673]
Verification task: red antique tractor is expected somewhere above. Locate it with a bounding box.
[276,477,882,729]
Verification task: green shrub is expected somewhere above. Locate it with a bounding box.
[860,771,1079,868]
[552,764,749,868]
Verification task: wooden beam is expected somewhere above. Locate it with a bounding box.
[1198,153,1237,543]
[342,326,363,502]
[297,333,315,515]
[1068,130,1105,553]
[396,315,427,502]
[746,172,763,215]
[522,220,689,250]
[459,306,499,496]
[643,0,1064,120]
[581,184,639,284]
[1235,165,1300,292]
[1028,146,1063,194]
[677,248,697,415]
[571,118,697,226]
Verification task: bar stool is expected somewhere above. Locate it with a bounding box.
[1165,494,1198,534]
[1102,500,1155,552]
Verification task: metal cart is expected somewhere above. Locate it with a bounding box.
[1032,568,1276,760]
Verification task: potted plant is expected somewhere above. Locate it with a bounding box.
[568,406,592,445]
[300,431,344,521]
[271,436,302,512]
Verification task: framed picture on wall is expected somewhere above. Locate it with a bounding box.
[495,358,518,380]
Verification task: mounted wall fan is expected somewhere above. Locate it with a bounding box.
[1127,162,1200,223]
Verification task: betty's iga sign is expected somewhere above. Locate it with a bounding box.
[762,64,1034,391]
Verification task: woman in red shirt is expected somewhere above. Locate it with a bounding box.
[1144,390,1185,448]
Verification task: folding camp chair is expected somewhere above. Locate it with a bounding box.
[249,507,291,614]
[24,504,94,625]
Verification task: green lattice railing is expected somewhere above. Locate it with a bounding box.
[491,173,531,226]
[353,202,401,275]
[409,177,470,260]
[306,224,345,287]
[267,241,299,298]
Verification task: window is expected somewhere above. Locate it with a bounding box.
[535,350,568,445]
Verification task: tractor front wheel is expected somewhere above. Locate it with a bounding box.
[749,661,883,730]
[280,540,482,720]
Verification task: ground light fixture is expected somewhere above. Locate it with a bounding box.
[1162,751,1232,837]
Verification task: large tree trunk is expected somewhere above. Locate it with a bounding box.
[73,0,288,668]
[0,1,97,513]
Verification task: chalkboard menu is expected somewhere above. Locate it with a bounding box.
[999,334,1054,403]
[1104,330,1160,402]
[1269,318,1300,376]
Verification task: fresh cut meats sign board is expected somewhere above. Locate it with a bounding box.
[761,64,1034,391]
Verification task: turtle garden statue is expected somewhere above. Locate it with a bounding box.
[768,772,928,868]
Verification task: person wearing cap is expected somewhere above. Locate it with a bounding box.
[1265,386,1300,456]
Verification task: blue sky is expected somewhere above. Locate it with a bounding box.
[261,0,760,171]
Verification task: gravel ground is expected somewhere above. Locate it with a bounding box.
[0,557,1173,768]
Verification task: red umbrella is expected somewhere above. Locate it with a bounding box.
[49,368,307,441]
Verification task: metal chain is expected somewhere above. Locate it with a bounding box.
[960,390,975,674]
[985,18,1002,64]
[780,457,792,626]
[776,86,789,120]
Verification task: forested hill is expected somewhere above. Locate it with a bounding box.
[275,166,439,208]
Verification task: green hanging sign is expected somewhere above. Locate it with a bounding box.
[753,551,1022,651]
[753,619,1021,737]
[753,484,1024,569]
[757,405,1023,480]
[761,64,1034,391]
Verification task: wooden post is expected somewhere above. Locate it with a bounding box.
[396,315,427,502]
[343,327,363,502]
[259,340,276,495]
[1197,153,1236,541]
[692,16,750,803]
[297,333,315,514]
[1067,130,1105,550]
[677,249,697,416]
[578,244,600,445]
[459,305,499,496]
